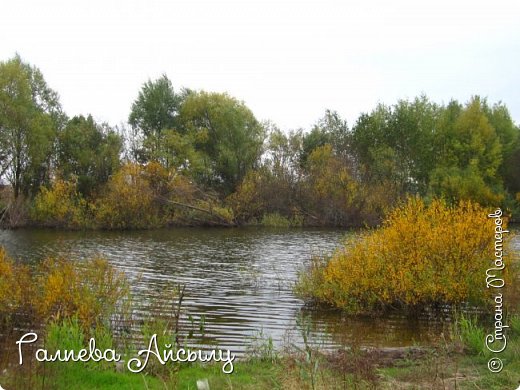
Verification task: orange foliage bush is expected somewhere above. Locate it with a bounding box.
[296,198,507,313]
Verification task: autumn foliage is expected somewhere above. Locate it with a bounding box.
[31,179,89,228]
[94,163,161,229]
[0,248,128,331]
[296,198,506,313]
[0,247,30,316]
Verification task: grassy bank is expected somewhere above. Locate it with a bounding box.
[3,314,519,389]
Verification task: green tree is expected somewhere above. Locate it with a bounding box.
[429,96,504,204]
[390,97,438,193]
[503,139,520,195]
[264,126,304,214]
[483,101,520,194]
[180,91,265,192]
[301,109,349,166]
[0,55,63,198]
[128,75,184,162]
[429,166,503,205]
[156,128,207,177]
[351,103,407,193]
[351,96,438,194]
[266,126,303,183]
[57,115,122,196]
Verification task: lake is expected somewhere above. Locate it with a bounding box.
[2,227,517,354]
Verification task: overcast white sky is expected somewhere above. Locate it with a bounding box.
[1,0,519,130]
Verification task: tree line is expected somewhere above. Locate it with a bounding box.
[0,55,519,228]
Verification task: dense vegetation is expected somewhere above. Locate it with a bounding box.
[1,54,519,229]
[0,247,129,331]
[295,198,509,313]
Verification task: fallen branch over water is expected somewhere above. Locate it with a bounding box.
[157,197,236,227]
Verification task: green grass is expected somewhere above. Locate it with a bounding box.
[1,359,283,390]
[43,364,164,390]
[176,359,282,389]
[455,314,490,356]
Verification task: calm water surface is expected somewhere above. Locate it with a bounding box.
[1,227,517,353]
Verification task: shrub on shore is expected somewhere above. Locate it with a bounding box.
[31,179,90,228]
[0,248,129,331]
[94,163,162,229]
[261,213,291,227]
[296,198,507,313]
[0,247,30,318]
[27,162,237,229]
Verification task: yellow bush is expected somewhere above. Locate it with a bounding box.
[31,179,89,228]
[34,257,129,329]
[0,247,129,332]
[0,248,31,317]
[297,198,506,313]
[94,163,160,229]
[227,170,268,222]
